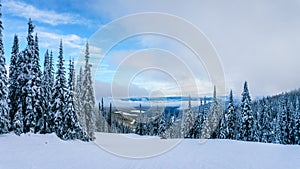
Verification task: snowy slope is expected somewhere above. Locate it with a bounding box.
[0,132,299,169]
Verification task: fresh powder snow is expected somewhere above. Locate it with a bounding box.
[0,132,299,169]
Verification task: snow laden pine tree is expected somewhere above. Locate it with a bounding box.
[240,81,255,141]
[294,98,300,144]
[23,20,36,133]
[183,96,194,138]
[279,96,289,144]
[0,3,10,134]
[201,96,211,139]
[32,33,43,132]
[61,59,87,141]
[219,90,236,139]
[8,35,19,130]
[51,40,67,137]
[259,98,272,143]
[211,86,220,138]
[75,66,85,129]
[158,112,166,138]
[13,19,41,134]
[82,42,95,140]
[39,50,53,133]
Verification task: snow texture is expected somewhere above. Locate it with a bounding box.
[0,132,299,169]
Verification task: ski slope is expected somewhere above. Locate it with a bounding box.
[0,132,299,169]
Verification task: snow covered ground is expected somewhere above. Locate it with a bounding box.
[0,132,300,169]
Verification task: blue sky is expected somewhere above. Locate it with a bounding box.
[2,0,300,99]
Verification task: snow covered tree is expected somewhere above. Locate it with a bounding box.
[0,3,10,134]
[158,113,166,138]
[39,50,53,133]
[107,102,112,132]
[294,98,300,144]
[210,86,220,138]
[279,96,289,144]
[274,111,282,144]
[8,35,19,130]
[183,96,195,138]
[227,90,237,139]
[51,40,67,137]
[75,66,85,129]
[82,42,95,140]
[240,81,255,141]
[31,33,42,132]
[201,96,211,139]
[49,51,54,86]
[219,90,236,139]
[22,18,37,133]
[259,98,272,143]
[13,19,41,134]
[61,59,87,140]
[288,101,295,144]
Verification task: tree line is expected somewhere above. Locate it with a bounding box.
[133,82,300,145]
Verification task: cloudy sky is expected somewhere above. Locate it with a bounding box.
[2,0,300,99]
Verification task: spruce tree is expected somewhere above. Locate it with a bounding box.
[39,50,52,133]
[0,3,10,134]
[219,90,236,139]
[294,98,300,144]
[183,96,194,138]
[260,98,272,143]
[13,19,37,134]
[158,113,166,138]
[279,96,289,144]
[61,59,86,140]
[31,33,42,132]
[240,81,255,141]
[49,51,54,86]
[210,86,220,138]
[82,42,95,140]
[51,40,67,137]
[201,96,211,139]
[75,67,85,129]
[227,90,237,139]
[8,35,19,130]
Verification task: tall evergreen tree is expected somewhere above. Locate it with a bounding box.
[49,51,54,86]
[210,86,220,138]
[82,42,95,140]
[240,81,255,141]
[294,98,300,144]
[31,33,42,132]
[259,98,272,143]
[158,112,166,138]
[75,67,85,129]
[219,90,236,139]
[39,50,52,133]
[201,96,211,139]
[8,35,19,130]
[183,96,194,138]
[51,40,67,137]
[13,19,39,134]
[0,3,10,134]
[279,96,289,144]
[61,59,86,140]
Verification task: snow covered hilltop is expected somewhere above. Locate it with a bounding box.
[0,1,299,146]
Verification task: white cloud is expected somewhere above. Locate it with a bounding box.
[3,0,89,26]
[37,30,86,50]
[86,0,300,97]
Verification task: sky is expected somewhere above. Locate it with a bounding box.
[2,0,300,99]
